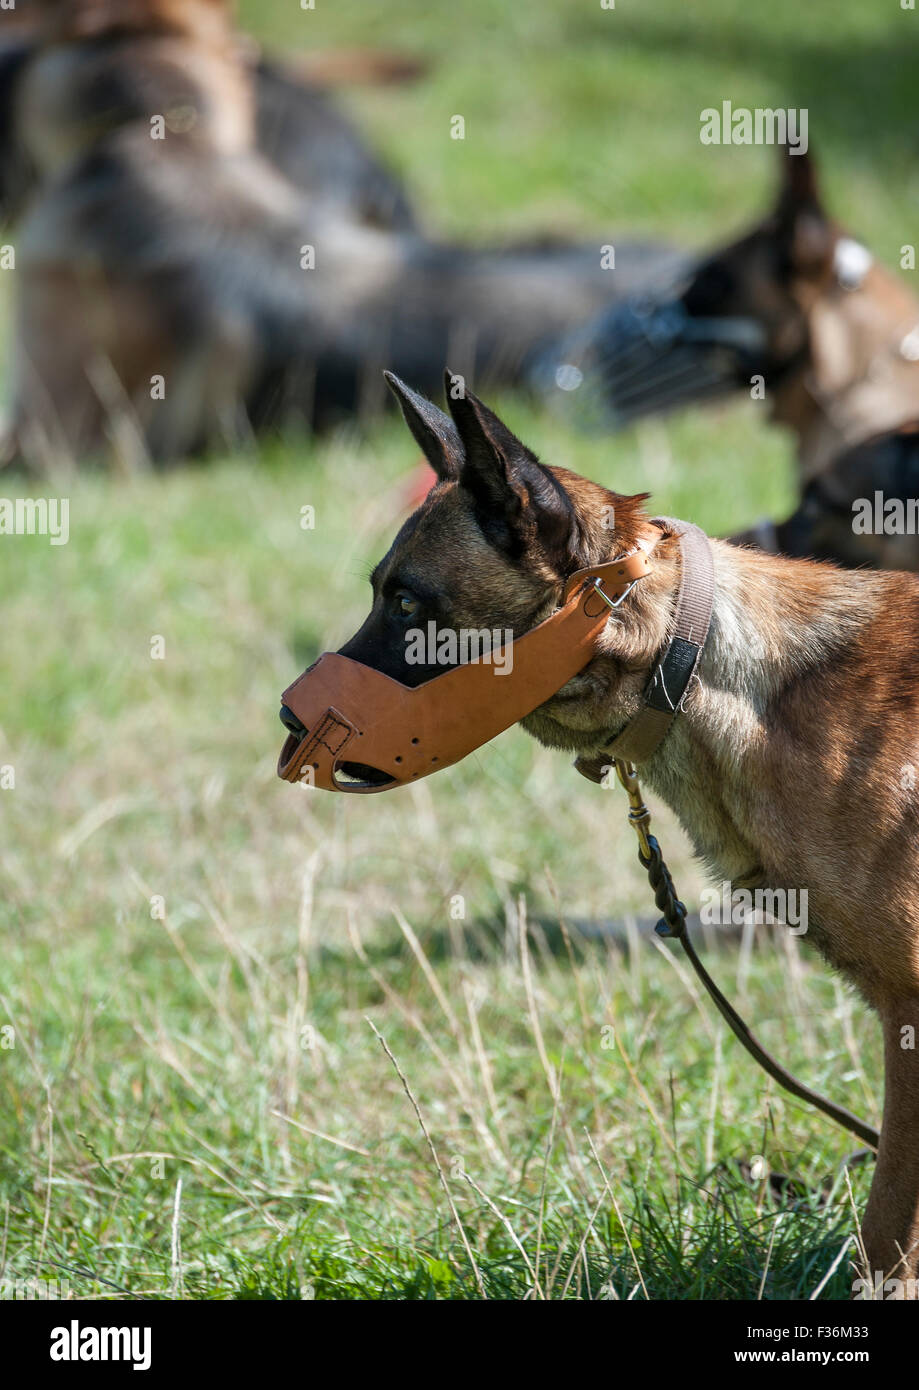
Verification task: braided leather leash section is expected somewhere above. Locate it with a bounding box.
[614,760,880,1151]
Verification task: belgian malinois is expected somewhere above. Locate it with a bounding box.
[2,0,681,469]
[325,369,919,1295]
[537,148,919,571]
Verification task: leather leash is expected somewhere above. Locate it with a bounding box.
[577,520,880,1150]
[613,759,879,1150]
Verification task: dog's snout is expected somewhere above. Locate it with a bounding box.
[279,704,307,739]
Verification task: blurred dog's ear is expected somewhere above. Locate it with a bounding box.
[445,377,579,566]
[384,371,463,482]
[774,146,835,279]
[777,144,822,213]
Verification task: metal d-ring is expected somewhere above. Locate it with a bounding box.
[591,575,638,610]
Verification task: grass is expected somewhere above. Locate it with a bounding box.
[0,0,908,1299]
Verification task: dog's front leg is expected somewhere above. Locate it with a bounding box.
[860,1000,919,1299]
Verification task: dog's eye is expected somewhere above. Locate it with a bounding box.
[394,590,419,620]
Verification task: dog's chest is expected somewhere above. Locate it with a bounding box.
[644,743,766,889]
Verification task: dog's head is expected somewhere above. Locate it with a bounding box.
[541,148,847,426]
[17,0,253,175]
[285,373,671,775]
[776,430,919,571]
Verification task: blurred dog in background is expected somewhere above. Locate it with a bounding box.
[0,0,682,471]
[762,425,919,570]
[538,149,919,570]
[0,0,419,233]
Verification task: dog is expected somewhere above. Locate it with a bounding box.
[733,423,919,570]
[4,0,273,466]
[326,370,919,1294]
[536,148,919,570]
[2,0,682,469]
[0,0,418,233]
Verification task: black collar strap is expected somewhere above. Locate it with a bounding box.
[575,519,714,780]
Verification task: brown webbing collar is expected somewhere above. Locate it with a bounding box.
[575,518,714,782]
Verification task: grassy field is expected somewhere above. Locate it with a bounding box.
[0,0,911,1300]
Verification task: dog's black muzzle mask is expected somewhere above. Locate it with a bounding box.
[531,288,770,428]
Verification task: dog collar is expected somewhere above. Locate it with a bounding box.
[574,519,714,779]
[277,541,658,793]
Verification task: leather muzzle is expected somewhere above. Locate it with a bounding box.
[277,549,654,793]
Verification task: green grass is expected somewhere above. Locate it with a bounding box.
[0,0,907,1299]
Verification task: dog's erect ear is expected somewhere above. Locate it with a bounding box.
[774,147,835,278]
[445,375,579,567]
[384,372,463,482]
[777,145,822,213]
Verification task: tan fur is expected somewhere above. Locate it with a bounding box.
[30,0,235,45]
[775,260,919,482]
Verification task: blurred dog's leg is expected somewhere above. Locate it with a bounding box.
[11,264,256,470]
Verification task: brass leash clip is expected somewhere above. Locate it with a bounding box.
[614,758,653,859]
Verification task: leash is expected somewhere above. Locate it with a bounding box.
[613,758,880,1151]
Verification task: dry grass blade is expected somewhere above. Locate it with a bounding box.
[584,1129,649,1300]
[367,1019,487,1299]
[270,1110,372,1157]
[518,895,559,1102]
[460,1170,544,1299]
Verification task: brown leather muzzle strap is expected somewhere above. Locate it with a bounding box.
[575,519,714,781]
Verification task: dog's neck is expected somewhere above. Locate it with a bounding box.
[771,260,919,480]
[587,536,888,887]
